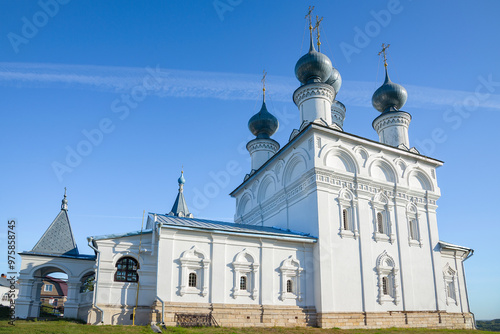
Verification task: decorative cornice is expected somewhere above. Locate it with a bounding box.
[237,168,436,225]
[331,100,346,129]
[246,138,280,154]
[293,83,335,106]
[372,111,412,132]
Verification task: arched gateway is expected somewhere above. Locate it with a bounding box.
[16,192,95,320]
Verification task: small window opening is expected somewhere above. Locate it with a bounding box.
[188,272,197,288]
[382,276,389,295]
[286,279,293,293]
[343,209,349,230]
[377,212,384,233]
[409,219,418,240]
[240,275,247,290]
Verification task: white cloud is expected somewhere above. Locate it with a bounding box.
[1,62,499,111]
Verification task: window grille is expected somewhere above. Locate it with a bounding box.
[239,276,247,290]
[382,276,389,295]
[343,209,349,230]
[188,272,197,288]
[114,257,139,282]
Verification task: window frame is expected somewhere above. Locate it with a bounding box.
[406,203,423,247]
[114,256,139,283]
[338,189,358,239]
[376,251,400,305]
[179,246,210,297]
[231,249,259,300]
[371,192,394,243]
[279,255,303,301]
[443,264,458,306]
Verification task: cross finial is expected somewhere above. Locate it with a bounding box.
[305,6,315,31]
[378,43,390,67]
[61,187,68,210]
[313,15,323,52]
[261,70,267,102]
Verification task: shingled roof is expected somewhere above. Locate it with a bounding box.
[31,192,79,256]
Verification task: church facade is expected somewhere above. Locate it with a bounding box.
[16,18,474,329]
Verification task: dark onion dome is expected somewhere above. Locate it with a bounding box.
[372,67,407,113]
[248,101,279,139]
[325,66,342,94]
[295,37,332,85]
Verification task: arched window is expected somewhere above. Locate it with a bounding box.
[377,212,384,233]
[179,246,210,297]
[406,203,422,247]
[446,281,455,299]
[115,257,139,282]
[443,264,458,305]
[382,276,389,295]
[409,219,417,240]
[279,255,303,301]
[338,189,358,239]
[376,251,399,305]
[240,276,247,290]
[342,209,349,230]
[188,272,197,288]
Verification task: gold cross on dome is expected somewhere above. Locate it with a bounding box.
[261,70,267,101]
[305,6,315,30]
[313,15,323,51]
[378,43,390,67]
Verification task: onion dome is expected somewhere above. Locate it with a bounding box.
[295,35,332,85]
[325,66,342,94]
[178,171,185,185]
[372,67,407,113]
[248,100,279,139]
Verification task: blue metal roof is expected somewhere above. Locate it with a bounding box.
[90,229,152,241]
[19,251,96,260]
[149,213,316,240]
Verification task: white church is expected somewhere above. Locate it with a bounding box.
[15,15,474,329]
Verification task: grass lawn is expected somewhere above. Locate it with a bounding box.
[0,320,498,334]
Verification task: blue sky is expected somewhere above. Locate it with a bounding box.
[1,0,499,320]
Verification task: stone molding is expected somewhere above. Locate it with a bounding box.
[293,84,335,106]
[238,168,436,225]
[372,111,411,132]
[246,138,280,154]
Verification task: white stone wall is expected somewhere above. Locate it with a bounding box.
[231,124,471,316]
[94,233,157,311]
[156,228,315,307]
[440,248,471,314]
[94,228,316,325]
